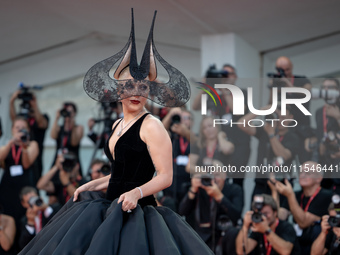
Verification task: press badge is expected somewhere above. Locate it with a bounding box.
[176,155,189,166]
[294,223,303,237]
[10,165,24,177]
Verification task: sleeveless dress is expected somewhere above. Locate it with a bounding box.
[19,113,214,255]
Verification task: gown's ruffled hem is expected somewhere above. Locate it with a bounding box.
[19,191,214,255]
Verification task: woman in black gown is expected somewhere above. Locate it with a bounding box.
[19,9,213,255]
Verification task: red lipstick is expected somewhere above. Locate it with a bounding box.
[130,100,140,104]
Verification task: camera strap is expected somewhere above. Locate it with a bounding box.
[206,142,217,158]
[11,145,22,165]
[28,117,35,127]
[263,219,279,255]
[179,136,189,155]
[323,106,329,135]
[300,186,321,212]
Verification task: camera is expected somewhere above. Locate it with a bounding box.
[323,130,340,154]
[60,102,75,118]
[217,215,232,234]
[252,195,264,223]
[62,152,78,172]
[60,108,71,118]
[328,194,340,227]
[267,67,286,79]
[205,65,229,79]
[100,163,111,176]
[201,174,214,186]
[18,83,34,119]
[171,114,181,125]
[267,68,290,89]
[311,88,340,105]
[28,196,43,208]
[19,129,30,143]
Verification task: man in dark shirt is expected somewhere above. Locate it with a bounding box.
[18,186,57,250]
[268,56,312,163]
[311,201,340,255]
[179,168,243,253]
[37,152,87,205]
[161,108,193,205]
[313,78,340,191]
[238,105,300,200]
[236,194,299,255]
[277,161,333,255]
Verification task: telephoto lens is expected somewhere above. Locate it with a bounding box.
[251,195,264,223]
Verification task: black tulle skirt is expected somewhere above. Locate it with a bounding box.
[19,191,214,255]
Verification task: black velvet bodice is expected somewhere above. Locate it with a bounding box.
[104,113,156,207]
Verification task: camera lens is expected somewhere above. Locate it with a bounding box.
[19,129,29,143]
[28,196,43,207]
[171,114,181,125]
[201,174,213,186]
[251,212,263,223]
[328,215,340,227]
[62,153,77,172]
[60,109,70,118]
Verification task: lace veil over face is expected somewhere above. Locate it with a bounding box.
[83,9,190,107]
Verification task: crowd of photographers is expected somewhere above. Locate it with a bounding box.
[178,57,340,255]
[0,88,113,254]
[1,56,340,254]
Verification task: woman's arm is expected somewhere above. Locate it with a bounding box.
[0,215,16,252]
[50,110,61,140]
[217,131,234,155]
[21,140,39,169]
[70,125,84,147]
[186,153,199,174]
[37,164,59,193]
[117,116,173,211]
[73,175,111,201]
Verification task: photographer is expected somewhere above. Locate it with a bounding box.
[268,56,312,163]
[276,161,333,255]
[235,194,299,255]
[37,152,87,205]
[314,78,340,191]
[87,102,123,149]
[311,197,340,255]
[219,84,251,188]
[179,166,243,254]
[50,102,83,175]
[0,204,16,255]
[89,159,111,181]
[0,117,39,226]
[188,116,234,174]
[10,88,49,184]
[192,64,238,118]
[160,108,194,210]
[238,105,299,201]
[18,186,57,250]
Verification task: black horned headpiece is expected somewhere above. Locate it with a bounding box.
[83,9,190,107]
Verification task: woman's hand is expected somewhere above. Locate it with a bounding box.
[73,183,89,202]
[117,188,141,212]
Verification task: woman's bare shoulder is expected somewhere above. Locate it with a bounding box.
[141,114,168,140]
[143,114,164,129]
